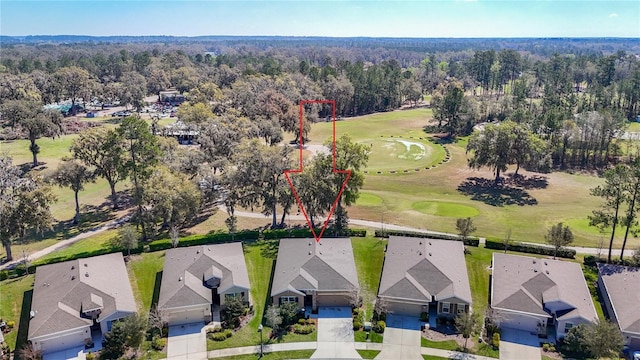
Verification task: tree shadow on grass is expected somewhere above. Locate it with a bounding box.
[15,289,33,354]
[505,173,549,190]
[457,177,538,207]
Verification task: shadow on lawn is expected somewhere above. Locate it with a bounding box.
[457,177,538,207]
[15,289,33,354]
[151,271,163,308]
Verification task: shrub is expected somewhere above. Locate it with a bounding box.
[419,312,429,322]
[541,342,556,352]
[348,229,367,237]
[0,270,8,281]
[151,337,166,351]
[209,329,233,341]
[353,321,362,331]
[374,229,480,246]
[372,320,386,333]
[86,352,95,360]
[485,239,576,259]
[298,318,307,325]
[352,308,361,317]
[584,255,604,267]
[6,320,15,328]
[492,332,500,349]
[293,324,315,334]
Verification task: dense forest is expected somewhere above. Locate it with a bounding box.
[2,37,640,260]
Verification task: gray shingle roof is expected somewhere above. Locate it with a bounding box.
[159,243,250,310]
[28,253,136,339]
[378,236,472,304]
[491,253,597,322]
[271,238,359,296]
[597,263,640,334]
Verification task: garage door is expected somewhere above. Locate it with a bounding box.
[168,308,206,326]
[387,301,424,317]
[39,329,87,353]
[498,312,541,333]
[317,294,349,307]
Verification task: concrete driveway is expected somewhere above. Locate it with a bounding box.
[500,327,541,360]
[167,323,207,360]
[375,314,423,360]
[311,307,361,359]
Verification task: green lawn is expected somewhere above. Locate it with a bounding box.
[357,349,381,359]
[422,356,450,360]
[32,229,119,265]
[421,337,460,351]
[354,330,383,343]
[210,350,315,360]
[128,251,166,312]
[465,247,494,315]
[0,275,34,351]
[351,237,387,320]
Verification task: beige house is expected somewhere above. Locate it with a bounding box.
[377,236,472,317]
[158,243,251,326]
[28,253,137,354]
[491,253,597,340]
[271,238,359,310]
[597,263,640,352]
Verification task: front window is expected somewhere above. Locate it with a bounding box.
[225,293,239,301]
[457,305,466,314]
[280,296,297,303]
[564,322,573,333]
[441,302,450,314]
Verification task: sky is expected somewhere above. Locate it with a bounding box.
[1,0,639,38]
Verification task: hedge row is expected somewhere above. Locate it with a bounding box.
[485,239,576,259]
[374,229,480,247]
[584,255,639,267]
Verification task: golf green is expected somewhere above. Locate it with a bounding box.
[361,137,443,172]
[411,201,480,218]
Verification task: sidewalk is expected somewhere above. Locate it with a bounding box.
[207,342,499,359]
[207,341,317,358]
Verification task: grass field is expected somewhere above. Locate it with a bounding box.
[357,349,381,359]
[0,275,33,351]
[351,236,387,319]
[128,251,166,313]
[289,107,631,249]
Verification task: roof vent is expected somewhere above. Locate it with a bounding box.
[428,242,432,246]
[179,277,183,282]
[84,263,87,267]
[308,242,312,246]
[30,310,35,319]
[546,270,550,274]
[85,272,89,277]
[533,260,536,264]
[419,252,423,256]
[71,266,75,270]
[419,241,422,245]
[534,269,538,273]
[429,252,432,256]
[196,250,200,254]
[309,251,312,255]
[544,262,548,266]
[71,276,75,280]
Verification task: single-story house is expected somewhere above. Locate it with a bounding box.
[377,236,472,317]
[271,238,359,311]
[158,243,251,326]
[28,253,137,354]
[490,253,597,340]
[597,263,640,352]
